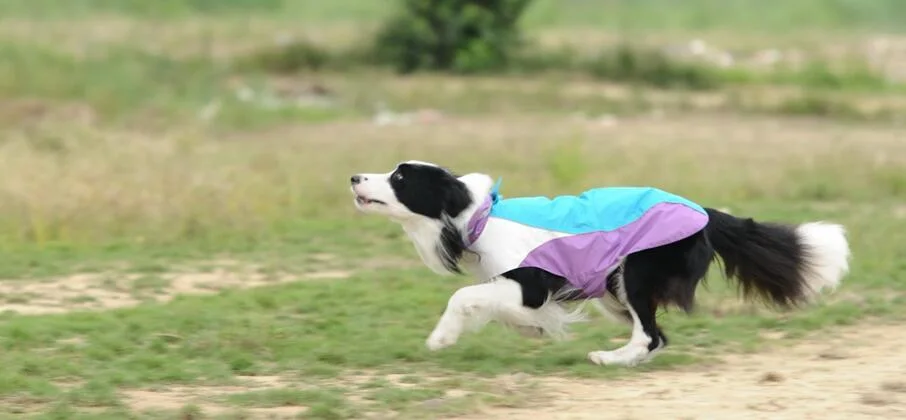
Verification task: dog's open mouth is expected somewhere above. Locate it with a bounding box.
[356,196,387,206]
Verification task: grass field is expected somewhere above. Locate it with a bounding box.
[2,1,906,419]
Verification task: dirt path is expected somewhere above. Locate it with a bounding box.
[455,323,906,420]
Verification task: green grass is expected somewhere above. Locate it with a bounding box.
[0,0,902,132]
[3,0,906,34]
[0,43,348,130]
[0,34,899,135]
[0,258,901,418]
[525,0,906,33]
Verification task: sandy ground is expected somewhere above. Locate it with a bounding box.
[456,323,906,420]
[0,264,351,315]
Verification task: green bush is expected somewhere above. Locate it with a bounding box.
[509,45,582,74]
[234,40,333,73]
[372,0,533,74]
[232,39,380,74]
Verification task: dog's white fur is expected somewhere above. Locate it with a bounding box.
[353,162,851,367]
[796,222,850,297]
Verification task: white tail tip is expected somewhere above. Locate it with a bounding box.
[796,222,851,297]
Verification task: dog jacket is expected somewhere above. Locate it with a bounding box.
[464,180,709,298]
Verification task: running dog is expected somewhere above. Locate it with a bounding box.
[349,161,851,366]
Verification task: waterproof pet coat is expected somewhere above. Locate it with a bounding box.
[464,182,709,298]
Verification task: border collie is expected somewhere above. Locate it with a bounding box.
[349,161,851,367]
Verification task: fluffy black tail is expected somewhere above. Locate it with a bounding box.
[703,208,851,308]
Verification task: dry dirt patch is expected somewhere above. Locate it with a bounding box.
[118,371,506,418]
[0,262,351,315]
[122,375,303,417]
[454,323,906,420]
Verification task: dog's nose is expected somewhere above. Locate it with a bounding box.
[350,175,364,185]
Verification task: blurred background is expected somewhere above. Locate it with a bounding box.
[0,1,904,418]
[2,0,905,248]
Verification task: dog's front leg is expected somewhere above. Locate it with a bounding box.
[425,279,524,351]
[425,305,467,351]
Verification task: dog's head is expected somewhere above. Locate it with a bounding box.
[349,160,473,222]
[350,161,496,275]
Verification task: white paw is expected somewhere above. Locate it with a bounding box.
[588,350,622,366]
[425,327,459,351]
[588,346,649,367]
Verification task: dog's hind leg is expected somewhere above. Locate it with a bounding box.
[587,303,660,366]
[588,262,665,367]
[588,232,710,367]
[591,268,633,326]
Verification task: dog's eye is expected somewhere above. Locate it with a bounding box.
[392,172,403,182]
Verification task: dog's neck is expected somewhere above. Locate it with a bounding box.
[399,173,495,276]
[463,187,497,248]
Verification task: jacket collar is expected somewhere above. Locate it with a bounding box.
[463,177,502,247]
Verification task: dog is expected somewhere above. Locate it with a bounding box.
[349,160,851,367]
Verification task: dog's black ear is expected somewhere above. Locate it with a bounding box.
[442,179,472,218]
[437,219,465,274]
[436,174,473,275]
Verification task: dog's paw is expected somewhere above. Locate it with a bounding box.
[425,328,459,351]
[587,350,621,366]
[588,347,648,367]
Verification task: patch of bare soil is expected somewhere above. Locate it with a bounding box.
[121,375,303,418]
[0,99,96,127]
[453,323,906,420]
[118,370,527,419]
[0,260,352,315]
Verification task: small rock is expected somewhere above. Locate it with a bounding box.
[759,371,785,383]
[861,392,894,406]
[881,381,906,393]
[419,398,446,409]
[747,399,786,412]
[817,350,848,360]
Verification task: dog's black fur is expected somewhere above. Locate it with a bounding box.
[379,162,825,355]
